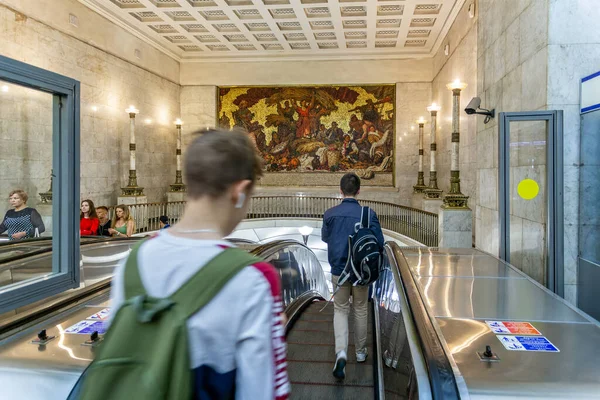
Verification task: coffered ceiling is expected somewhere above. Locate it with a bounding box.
[80,0,465,62]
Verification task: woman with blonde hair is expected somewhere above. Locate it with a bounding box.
[107,204,135,237]
[0,189,45,241]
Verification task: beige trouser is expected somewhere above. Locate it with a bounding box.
[332,275,369,356]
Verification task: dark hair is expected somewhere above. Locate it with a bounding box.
[184,128,263,199]
[159,216,169,224]
[340,173,360,196]
[80,199,98,220]
[96,206,108,212]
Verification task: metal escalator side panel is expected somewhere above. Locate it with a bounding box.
[385,243,464,399]
[250,240,330,317]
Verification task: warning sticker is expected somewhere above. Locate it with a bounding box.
[496,335,560,352]
[65,320,108,335]
[486,321,541,335]
[87,308,111,321]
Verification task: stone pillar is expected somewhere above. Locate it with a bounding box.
[412,117,427,194]
[169,119,186,194]
[118,106,147,229]
[423,103,443,213]
[438,208,473,248]
[167,119,186,221]
[442,80,469,209]
[120,106,144,197]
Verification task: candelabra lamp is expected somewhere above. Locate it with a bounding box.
[39,170,53,204]
[424,103,443,199]
[169,119,186,192]
[121,105,144,196]
[413,116,428,193]
[442,80,469,209]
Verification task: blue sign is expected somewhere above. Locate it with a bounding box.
[65,320,108,335]
[581,70,600,114]
[496,335,560,352]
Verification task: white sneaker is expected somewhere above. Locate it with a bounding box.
[356,349,368,363]
[332,350,347,380]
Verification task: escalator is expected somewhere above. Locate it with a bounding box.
[286,301,376,399]
[0,238,458,399]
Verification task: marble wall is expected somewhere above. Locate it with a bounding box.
[0,2,181,207]
[430,0,478,223]
[476,0,549,278]
[476,0,600,303]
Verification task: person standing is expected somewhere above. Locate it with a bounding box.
[96,206,112,237]
[92,129,289,399]
[321,173,384,380]
[0,190,45,241]
[80,199,99,236]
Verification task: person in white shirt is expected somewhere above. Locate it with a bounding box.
[110,128,290,400]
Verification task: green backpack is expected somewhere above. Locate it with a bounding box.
[73,242,260,400]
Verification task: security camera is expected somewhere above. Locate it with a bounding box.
[464,97,481,115]
[464,97,495,123]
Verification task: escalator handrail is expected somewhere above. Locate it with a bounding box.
[0,236,137,266]
[249,239,308,258]
[386,242,461,400]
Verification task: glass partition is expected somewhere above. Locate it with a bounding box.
[0,80,54,289]
[0,55,80,313]
[499,111,564,294]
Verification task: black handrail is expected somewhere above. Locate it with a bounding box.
[386,242,461,399]
[0,236,132,265]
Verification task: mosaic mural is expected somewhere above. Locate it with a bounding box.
[217,85,395,178]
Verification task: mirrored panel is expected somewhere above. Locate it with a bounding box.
[0,79,55,290]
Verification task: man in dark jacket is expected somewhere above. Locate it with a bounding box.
[321,173,384,380]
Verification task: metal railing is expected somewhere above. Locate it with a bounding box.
[118,196,438,247]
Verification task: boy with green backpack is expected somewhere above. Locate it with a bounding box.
[76,129,289,400]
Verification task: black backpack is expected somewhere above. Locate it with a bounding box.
[337,207,382,287]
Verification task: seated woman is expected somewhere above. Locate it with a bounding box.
[0,189,45,241]
[107,204,135,237]
[80,199,99,236]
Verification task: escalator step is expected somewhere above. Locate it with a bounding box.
[293,319,371,334]
[287,359,373,386]
[290,383,375,400]
[288,329,373,345]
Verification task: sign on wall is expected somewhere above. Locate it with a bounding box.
[581,71,600,114]
[217,85,395,182]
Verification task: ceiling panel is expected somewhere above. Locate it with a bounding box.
[81,0,466,62]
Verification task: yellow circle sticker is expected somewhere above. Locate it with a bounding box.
[517,179,539,200]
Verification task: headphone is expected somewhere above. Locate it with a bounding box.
[235,193,246,209]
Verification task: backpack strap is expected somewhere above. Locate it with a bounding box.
[170,248,261,319]
[124,239,149,299]
[360,206,370,229]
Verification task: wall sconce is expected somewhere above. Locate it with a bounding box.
[444,44,449,56]
[125,105,139,115]
[298,226,313,245]
[1,85,9,93]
